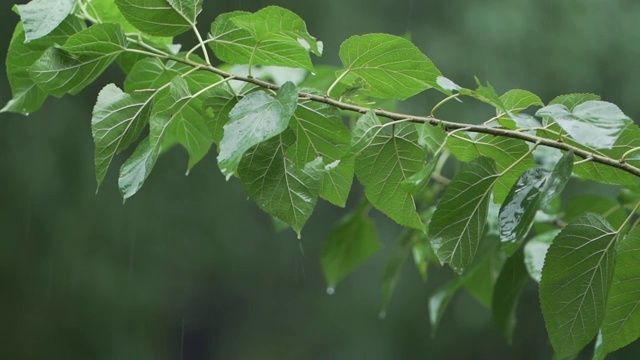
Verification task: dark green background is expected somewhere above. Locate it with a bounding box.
[2,0,640,359]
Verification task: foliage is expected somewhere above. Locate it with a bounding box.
[4,0,640,357]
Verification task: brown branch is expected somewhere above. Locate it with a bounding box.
[135,48,640,180]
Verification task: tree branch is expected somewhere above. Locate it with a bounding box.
[126,45,640,180]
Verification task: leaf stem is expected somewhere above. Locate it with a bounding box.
[430,93,460,116]
[326,70,349,97]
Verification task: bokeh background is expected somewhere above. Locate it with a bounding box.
[2,0,640,359]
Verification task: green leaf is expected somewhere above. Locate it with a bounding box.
[463,235,504,308]
[549,93,600,110]
[87,0,172,42]
[459,78,505,111]
[536,101,632,149]
[238,132,323,237]
[429,157,499,274]
[2,17,84,114]
[29,24,127,97]
[118,137,159,200]
[320,202,380,290]
[498,151,573,254]
[564,195,626,229]
[492,250,530,343]
[411,209,436,280]
[92,84,151,189]
[16,0,75,42]
[400,156,437,195]
[336,33,441,100]
[208,8,320,72]
[523,230,559,283]
[416,123,447,154]
[500,89,543,113]
[287,99,353,207]
[115,0,202,37]
[447,133,535,203]
[380,229,413,315]
[150,76,216,172]
[355,123,427,230]
[601,227,640,354]
[218,82,298,179]
[203,86,239,146]
[540,213,618,358]
[348,111,384,158]
[429,236,498,333]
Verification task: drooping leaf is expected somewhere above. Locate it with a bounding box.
[540,213,617,358]
[492,250,530,343]
[115,0,202,37]
[208,8,320,72]
[523,230,559,283]
[203,86,240,146]
[29,24,127,97]
[335,33,441,99]
[2,17,85,114]
[355,123,427,230]
[218,82,298,178]
[447,133,535,203]
[416,123,447,155]
[237,132,323,237]
[320,202,380,290]
[411,208,436,280]
[92,84,151,189]
[380,229,413,315]
[429,235,498,333]
[463,234,504,308]
[536,101,632,149]
[400,156,437,195]
[600,227,640,354]
[119,137,159,200]
[498,151,573,254]
[287,99,353,207]
[16,0,75,42]
[429,157,499,274]
[150,76,216,172]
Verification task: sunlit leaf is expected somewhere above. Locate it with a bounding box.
[119,137,159,200]
[321,202,380,290]
[523,230,559,283]
[429,157,499,274]
[336,33,441,99]
[218,82,298,178]
[355,123,426,230]
[540,213,617,358]
[115,0,202,37]
[287,99,353,207]
[498,151,573,254]
[208,7,320,71]
[492,250,530,343]
[92,84,150,189]
[238,132,323,237]
[2,17,85,114]
[16,0,75,41]
[29,24,127,97]
[536,101,632,149]
[601,227,640,354]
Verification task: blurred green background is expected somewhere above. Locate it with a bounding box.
[2,0,640,359]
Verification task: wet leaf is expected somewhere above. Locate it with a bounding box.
[492,250,530,343]
[218,82,298,178]
[16,0,75,41]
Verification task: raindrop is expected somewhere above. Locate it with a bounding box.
[326,287,335,295]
